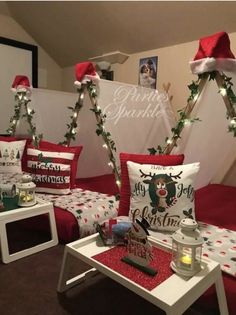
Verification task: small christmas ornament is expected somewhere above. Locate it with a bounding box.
[74,61,100,88]
[190,31,236,74]
[11,75,32,94]
[97,218,132,245]
[122,219,157,276]
[17,174,36,207]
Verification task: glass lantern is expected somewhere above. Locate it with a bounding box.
[17,174,36,207]
[170,218,204,277]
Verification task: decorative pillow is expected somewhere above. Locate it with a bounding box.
[26,142,82,194]
[0,136,32,172]
[127,161,200,232]
[38,140,83,188]
[0,140,26,173]
[118,153,185,216]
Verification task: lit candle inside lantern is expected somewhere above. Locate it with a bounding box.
[181,255,192,265]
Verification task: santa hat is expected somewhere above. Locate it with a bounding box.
[74,61,100,88]
[11,75,32,94]
[190,31,236,74]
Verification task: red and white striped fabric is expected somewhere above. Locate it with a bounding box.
[26,146,75,194]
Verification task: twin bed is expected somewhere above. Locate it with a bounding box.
[46,178,236,314]
[0,134,235,314]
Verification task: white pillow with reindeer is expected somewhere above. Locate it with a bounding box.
[127,161,200,232]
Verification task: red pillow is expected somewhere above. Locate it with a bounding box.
[34,140,83,189]
[0,136,18,141]
[118,153,185,216]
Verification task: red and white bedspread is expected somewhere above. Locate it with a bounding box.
[0,173,118,238]
[36,189,118,238]
[149,222,236,277]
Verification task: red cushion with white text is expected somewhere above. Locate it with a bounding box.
[26,142,82,194]
[37,140,82,189]
[118,153,185,216]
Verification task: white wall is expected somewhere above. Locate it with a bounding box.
[62,32,236,115]
[0,13,62,91]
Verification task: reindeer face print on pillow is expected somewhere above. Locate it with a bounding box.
[127,162,200,232]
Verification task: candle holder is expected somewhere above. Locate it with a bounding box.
[17,174,36,207]
[170,218,204,277]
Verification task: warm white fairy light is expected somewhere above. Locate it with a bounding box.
[116,180,121,186]
[73,112,78,118]
[80,93,84,100]
[17,93,23,101]
[97,105,101,110]
[230,118,236,126]
[166,138,173,144]
[184,119,191,126]
[102,143,108,149]
[193,94,199,102]
[219,88,227,96]
[108,162,113,168]
[27,107,32,115]
[71,128,76,134]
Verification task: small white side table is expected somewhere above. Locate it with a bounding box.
[57,234,229,315]
[0,199,58,263]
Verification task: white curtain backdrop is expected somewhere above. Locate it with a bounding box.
[5,76,236,186]
[16,80,176,178]
[173,72,236,189]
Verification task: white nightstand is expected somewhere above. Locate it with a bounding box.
[0,198,58,263]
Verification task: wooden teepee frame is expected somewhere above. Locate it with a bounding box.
[149,71,236,155]
[6,90,42,147]
[61,81,121,189]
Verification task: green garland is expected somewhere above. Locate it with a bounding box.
[61,86,85,146]
[87,81,121,186]
[6,91,42,147]
[148,71,236,155]
[61,81,121,189]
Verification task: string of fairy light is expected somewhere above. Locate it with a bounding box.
[62,81,121,190]
[148,71,236,155]
[6,90,42,147]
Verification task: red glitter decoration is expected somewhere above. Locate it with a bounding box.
[92,246,173,291]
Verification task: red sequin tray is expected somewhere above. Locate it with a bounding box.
[92,246,173,291]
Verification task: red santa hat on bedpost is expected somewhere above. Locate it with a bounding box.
[11,75,32,94]
[74,61,100,88]
[190,31,236,74]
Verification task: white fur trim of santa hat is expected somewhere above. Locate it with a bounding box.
[190,57,236,74]
[74,73,100,88]
[11,85,32,95]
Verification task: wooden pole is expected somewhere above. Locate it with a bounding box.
[215,71,236,118]
[163,74,209,154]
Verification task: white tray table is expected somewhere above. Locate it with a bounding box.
[57,233,228,315]
[0,199,58,263]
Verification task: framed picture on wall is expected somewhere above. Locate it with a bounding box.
[138,56,158,89]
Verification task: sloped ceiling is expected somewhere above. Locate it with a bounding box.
[6,1,236,67]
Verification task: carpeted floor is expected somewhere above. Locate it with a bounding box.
[0,224,211,315]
